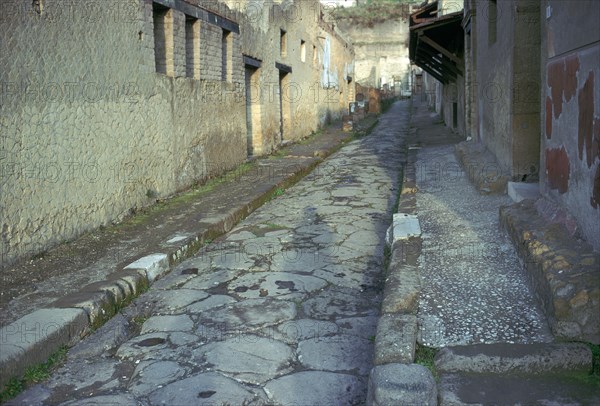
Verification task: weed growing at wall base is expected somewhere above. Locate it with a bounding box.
[0,346,68,403]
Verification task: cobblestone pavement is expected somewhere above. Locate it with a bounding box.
[415,144,553,347]
[11,101,409,405]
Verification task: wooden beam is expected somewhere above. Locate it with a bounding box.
[416,49,457,80]
[420,35,461,65]
[415,58,447,83]
[415,54,445,77]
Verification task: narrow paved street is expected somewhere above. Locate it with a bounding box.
[12,101,410,405]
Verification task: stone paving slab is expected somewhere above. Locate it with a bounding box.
[8,101,410,404]
[435,342,593,375]
[438,372,600,405]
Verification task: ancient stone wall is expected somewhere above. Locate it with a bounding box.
[474,0,516,175]
[540,0,600,251]
[0,0,354,265]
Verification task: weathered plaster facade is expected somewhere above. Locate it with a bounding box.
[411,0,466,135]
[540,0,600,250]
[339,18,411,93]
[331,4,413,94]
[0,0,354,265]
[471,0,541,181]
[461,0,599,250]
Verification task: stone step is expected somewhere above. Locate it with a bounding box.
[438,372,600,405]
[435,343,592,375]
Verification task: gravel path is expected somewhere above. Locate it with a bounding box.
[415,144,553,347]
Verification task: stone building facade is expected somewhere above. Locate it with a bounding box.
[410,0,466,134]
[0,0,355,266]
[462,0,599,250]
[540,0,600,250]
[412,0,599,250]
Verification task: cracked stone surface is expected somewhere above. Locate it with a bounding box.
[416,145,553,347]
[10,101,409,405]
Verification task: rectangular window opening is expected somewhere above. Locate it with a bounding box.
[222,29,232,82]
[488,0,497,46]
[153,3,174,76]
[185,17,200,79]
[280,30,287,58]
[300,40,306,63]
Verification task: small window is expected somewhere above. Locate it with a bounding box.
[488,0,497,46]
[185,17,200,79]
[280,30,287,58]
[300,40,306,63]
[153,3,174,76]
[312,45,317,66]
[222,29,232,82]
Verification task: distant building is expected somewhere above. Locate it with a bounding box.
[332,2,415,95]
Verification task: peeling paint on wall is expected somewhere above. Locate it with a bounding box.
[320,35,339,89]
[547,55,579,119]
[577,71,597,168]
[592,165,600,208]
[545,96,553,138]
[546,146,570,194]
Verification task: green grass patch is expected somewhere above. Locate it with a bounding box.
[271,187,285,198]
[262,223,286,229]
[415,344,439,378]
[269,149,289,159]
[0,346,68,403]
[582,342,600,387]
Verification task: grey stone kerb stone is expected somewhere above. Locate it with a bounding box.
[0,253,169,391]
[385,213,421,247]
[124,253,169,282]
[0,308,88,389]
[369,210,435,405]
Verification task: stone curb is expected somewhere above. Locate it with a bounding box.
[434,342,593,375]
[499,199,600,344]
[0,309,88,390]
[0,134,350,391]
[367,140,438,404]
[455,140,510,195]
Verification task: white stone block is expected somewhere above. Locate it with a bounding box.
[124,254,169,283]
[386,213,421,246]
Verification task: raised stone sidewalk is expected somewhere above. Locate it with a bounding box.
[500,199,600,344]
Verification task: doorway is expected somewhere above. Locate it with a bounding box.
[244,65,260,156]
